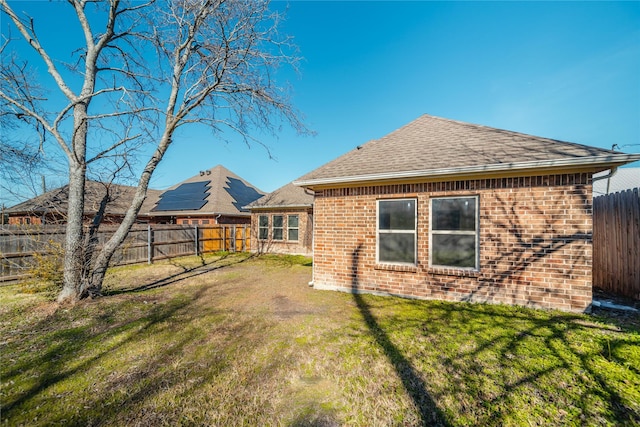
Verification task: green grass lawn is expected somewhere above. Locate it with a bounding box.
[1,253,638,426]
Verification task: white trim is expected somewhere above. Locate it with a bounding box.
[429,195,480,270]
[294,154,640,187]
[243,204,313,210]
[376,198,417,266]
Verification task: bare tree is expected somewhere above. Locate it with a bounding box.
[0,0,308,302]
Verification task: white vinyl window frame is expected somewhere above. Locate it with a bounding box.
[258,215,269,240]
[287,215,299,241]
[429,195,479,270]
[272,215,284,241]
[376,198,417,265]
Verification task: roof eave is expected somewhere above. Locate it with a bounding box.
[146,211,250,217]
[243,203,313,210]
[293,154,640,188]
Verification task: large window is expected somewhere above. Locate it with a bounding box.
[377,199,417,264]
[430,196,479,269]
[258,215,269,240]
[288,215,299,241]
[272,215,284,241]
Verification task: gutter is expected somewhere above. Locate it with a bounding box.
[242,204,313,211]
[591,167,618,195]
[293,154,640,188]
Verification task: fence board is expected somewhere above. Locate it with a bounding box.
[593,188,640,300]
[0,224,250,282]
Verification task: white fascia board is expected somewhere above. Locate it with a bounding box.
[293,154,640,187]
[243,204,313,211]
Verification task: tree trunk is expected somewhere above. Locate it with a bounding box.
[57,103,89,303]
[83,140,170,296]
[57,161,86,303]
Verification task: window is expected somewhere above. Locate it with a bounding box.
[201,219,210,225]
[377,199,416,264]
[288,215,299,241]
[430,196,479,269]
[181,219,189,225]
[259,215,269,240]
[273,215,284,240]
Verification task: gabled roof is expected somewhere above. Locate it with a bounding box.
[244,181,314,210]
[6,180,161,218]
[295,114,640,188]
[148,165,264,217]
[593,168,640,196]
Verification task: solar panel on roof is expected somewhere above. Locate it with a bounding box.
[153,181,210,211]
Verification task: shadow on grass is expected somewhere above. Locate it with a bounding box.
[105,252,253,295]
[2,286,209,423]
[378,297,640,425]
[434,302,639,425]
[350,244,450,426]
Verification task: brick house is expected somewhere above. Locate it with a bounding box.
[245,181,314,255]
[4,180,161,225]
[294,114,640,312]
[4,165,263,227]
[147,165,264,225]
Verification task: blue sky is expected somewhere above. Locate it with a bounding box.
[155,0,640,193]
[2,0,639,202]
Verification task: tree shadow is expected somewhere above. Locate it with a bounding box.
[2,285,210,419]
[351,243,450,426]
[425,302,639,425]
[458,188,592,311]
[104,253,253,295]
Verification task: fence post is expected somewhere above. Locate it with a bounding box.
[195,225,199,257]
[147,225,153,264]
[222,226,226,252]
[231,225,236,253]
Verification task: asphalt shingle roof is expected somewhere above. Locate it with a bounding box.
[295,114,637,186]
[6,180,161,217]
[245,181,314,209]
[148,165,264,217]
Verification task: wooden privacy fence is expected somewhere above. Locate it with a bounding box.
[0,224,251,282]
[593,188,640,300]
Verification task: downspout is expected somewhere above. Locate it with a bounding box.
[592,166,618,195]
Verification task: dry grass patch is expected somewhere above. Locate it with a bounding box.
[1,253,638,426]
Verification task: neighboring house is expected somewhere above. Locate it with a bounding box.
[4,180,161,225]
[294,114,640,312]
[147,165,264,225]
[245,181,314,255]
[593,167,640,196]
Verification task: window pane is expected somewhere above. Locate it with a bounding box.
[432,198,476,231]
[288,215,299,227]
[273,228,283,240]
[288,229,298,241]
[379,233,415,263]
[379,200,415,230]
[432,234,476,268]
[259,227,268,240]
[259,215,268,227]
[273,216,283,227]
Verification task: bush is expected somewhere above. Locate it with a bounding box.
[21,240,64,295]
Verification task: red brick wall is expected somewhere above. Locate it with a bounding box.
[312,173,593,312]
[250,208,313,256]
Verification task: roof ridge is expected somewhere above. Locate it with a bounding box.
[415,114,621,154]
